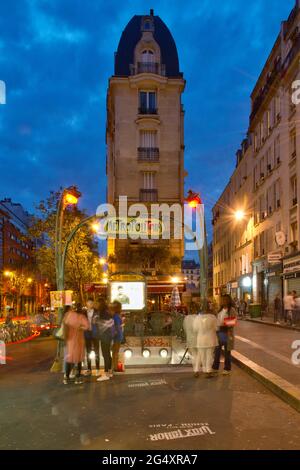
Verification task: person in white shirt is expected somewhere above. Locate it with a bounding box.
[84,299,100,376]
[193,300,218,378]
[283,292,295,324]
[183,303,199,377]
[212,294,237,376]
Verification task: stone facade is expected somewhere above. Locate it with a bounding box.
[213,0,300,310]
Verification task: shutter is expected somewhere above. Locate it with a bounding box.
[287,277,300,295]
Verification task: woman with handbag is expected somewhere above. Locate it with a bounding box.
[63,303,89,385]
[212,294,237,376]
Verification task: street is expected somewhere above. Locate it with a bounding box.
[1,333,300,450]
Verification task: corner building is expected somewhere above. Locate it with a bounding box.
[106,10,185,284]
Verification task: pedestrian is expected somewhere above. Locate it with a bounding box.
[96,298,114,382]
[240,299,247,319]
[63,303,89,385]
[183,302,199,377]
[274,293,282,324]
[283,291,295,324]
[212,294,237,376]
[193,300,218,378]
[292,291,298,326]
[84,298,101,376]
[4,308,14,328]
[111,301,123,372]
[295,294,300,326]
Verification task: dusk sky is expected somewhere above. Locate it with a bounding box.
[0,0,295,239]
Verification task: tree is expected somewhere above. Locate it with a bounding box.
[28,189,103,302]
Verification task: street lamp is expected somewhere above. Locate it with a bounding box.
[99,257,107,266]
[185,189,208,300]
[234,210,245,221]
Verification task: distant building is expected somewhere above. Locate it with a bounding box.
[212,0,300,310]
[0,199,44,316]
[182,260,200,289]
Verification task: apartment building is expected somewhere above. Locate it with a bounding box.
[213,0,300,308]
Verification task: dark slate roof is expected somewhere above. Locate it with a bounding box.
[114,15,182,78]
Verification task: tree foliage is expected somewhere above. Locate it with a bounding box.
[28,189,102,301]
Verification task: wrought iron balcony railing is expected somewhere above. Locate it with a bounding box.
[137,147,159,162]
[140,189,158,202]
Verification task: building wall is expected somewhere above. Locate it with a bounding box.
[106,25,185,275]
[213,1,300,308]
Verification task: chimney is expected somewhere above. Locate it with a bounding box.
[150,9,154,16]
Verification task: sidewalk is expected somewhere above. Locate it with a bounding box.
[233,320,300,412]
[245,315,300,332]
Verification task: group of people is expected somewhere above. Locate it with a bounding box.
[184,294,237,378]
[62,298,123,385]
[281,291,300,326]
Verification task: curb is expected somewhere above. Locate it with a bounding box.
[232,350,300,413]
[244,318,300,332]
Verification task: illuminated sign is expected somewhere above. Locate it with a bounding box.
[101,217,163,237]
[109,281,146,311]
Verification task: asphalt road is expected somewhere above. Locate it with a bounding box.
[1,336,300,450]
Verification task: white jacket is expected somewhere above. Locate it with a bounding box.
[183,314,198,348]
[193,313,218,348]
[284,295,295,310]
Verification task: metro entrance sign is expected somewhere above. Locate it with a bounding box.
[101,217,163,238]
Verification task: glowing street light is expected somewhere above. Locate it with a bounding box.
[4,270,12,277]
[99,257,107,265]
[91,222,101,233]
[234,210,245,221]
[64,193,78,205]
[27,277,33,284]
[171,276,179,284]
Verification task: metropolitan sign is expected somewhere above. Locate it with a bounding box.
[101,217,163,237]
[267,252,282,264]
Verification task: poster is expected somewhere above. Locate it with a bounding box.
[110,281,145,310]
[50,290,73,308]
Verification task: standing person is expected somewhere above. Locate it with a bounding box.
[63,303,89,385]
[193,300,218,378]
[274,294,282,324]
[283,292,294,324]
[183,302,199,377]
[292,291,298,326]
[111,301,123,372]
[96,299,114,382]
[84,298,100,376]
[212,294,237,376]
[294,294,300,326]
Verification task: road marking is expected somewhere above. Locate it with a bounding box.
[148,423,215,441]
[128,378,167,388]
[235,335,300,368]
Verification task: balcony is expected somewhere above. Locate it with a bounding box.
[138,107,157,115]
[140,189,158,202]
[130,62,166,76]
[138,147,159,162]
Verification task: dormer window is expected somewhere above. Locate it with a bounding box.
[141,17,154,32]
[141,50,154,63]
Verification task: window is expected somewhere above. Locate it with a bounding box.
[260,155,265,179]
[275,94,281,119]
[139,91,157,113]
[267,147,273,172]
[142,171,156,189]
[274,135,280,164]
[275,179,281,208]
[291,176,297,206]
[267,109,271,134]
[141,50,154,63]
[291,221,298,243]
[290,129,297,159]
[139,130,157,148]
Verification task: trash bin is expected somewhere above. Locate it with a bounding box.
[249,304,262,318]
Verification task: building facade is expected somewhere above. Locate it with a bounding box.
[106,10,185,281]
[213,0,300,312]
[182,260,200,289]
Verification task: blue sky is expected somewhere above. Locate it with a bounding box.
[0,0,295,240]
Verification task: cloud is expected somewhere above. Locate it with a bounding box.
[0,0,295,235]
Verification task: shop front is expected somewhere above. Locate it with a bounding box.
[283,253,300,296]
[237,274,252,302]
[266,263,283,309]
[252,259,267,304]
